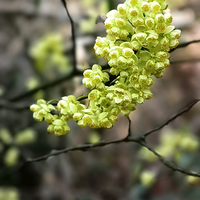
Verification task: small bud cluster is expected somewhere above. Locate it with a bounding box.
[0,128,36,167]
[30,0,181,136]
[30,34,68,73]
[140,129,199,162]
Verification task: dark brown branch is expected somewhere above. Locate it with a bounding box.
[1,96,200,181]
[125,117,132,139]
[24,138,133,164]
[0,93,88,111]
[171,58,200,64]
[5,1,78,103]
[61,0,77,71]
[1,99,197,179]
[137,139,200,177]
[8,70,83,102]
[141,99,200,138]
[3,135,200,180]
[6,36,200,102]
[170,39,200,53]
[0,137,135,180]
[0,101,30,111]
[176,39,200,49]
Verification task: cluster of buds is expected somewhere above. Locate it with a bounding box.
[30,34,68,72]
[30,0,181,136]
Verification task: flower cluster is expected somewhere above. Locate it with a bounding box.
[139,129,199,163]
[30,34,69,73]
[30,0,181,136]
[0,128,36,167]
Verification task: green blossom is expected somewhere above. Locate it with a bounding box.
[82,64,109,89]
[30,99,55,123]
[57,95,86,120]
[30,0,181,135]
[47,116,70,136]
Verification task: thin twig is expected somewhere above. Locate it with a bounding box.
[177,39,200,49]
[25,138,132,163]
[171,58,200,64]
[61,0,77,71]
[137,139,200,177]
[0,93,88,111]
[3,136,200,180]
[8,70,83,102]
[170,39,200,53]
[125,117,132,139]
[0,101,30,111]
[1,98,198,180]
[6,38,200,102]
[141,99,200,138]
[6,1,78,103]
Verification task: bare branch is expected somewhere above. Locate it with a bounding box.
[1,97,200,180]
[1,99,199,162]
[137,139,200,177]
[170,39,200,53]
[60,0,77,71]
[14,99,200,170]
[0,101,30,111]
[24,138,130,164]
[176,39,200,49]
[141,99,200,138]
[171,58,200,64]
[8,70,83,102]
[125,117,132,139]
[6,1,78,103]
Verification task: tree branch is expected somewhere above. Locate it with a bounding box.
[170,39,200,53]
[1,99,197,180]
[61,0,77,71]
[5,1,78,103]
[137,139,200,177]
[141,99,200,138]
[8,70,83,102]
[171,58,200,64]
[176,39,200,49]
[0,101,30,111]
[6,36,200,102]
[125,117,132,139]
[0,93,88,111]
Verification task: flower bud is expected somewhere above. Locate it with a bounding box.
[129,8,139,17]
[115,18,125,27]
[170,30,181,39]
[150,1,161,13]
[117,4,127,15]
[141,2,150,12]
[155,14,165,24]
[164,13,173,25]
[122,48,134,58]
[135,33,147,43]
[129,0,138,7]
[145,18,155,29]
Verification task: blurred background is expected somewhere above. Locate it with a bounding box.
[0,0,200,199]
